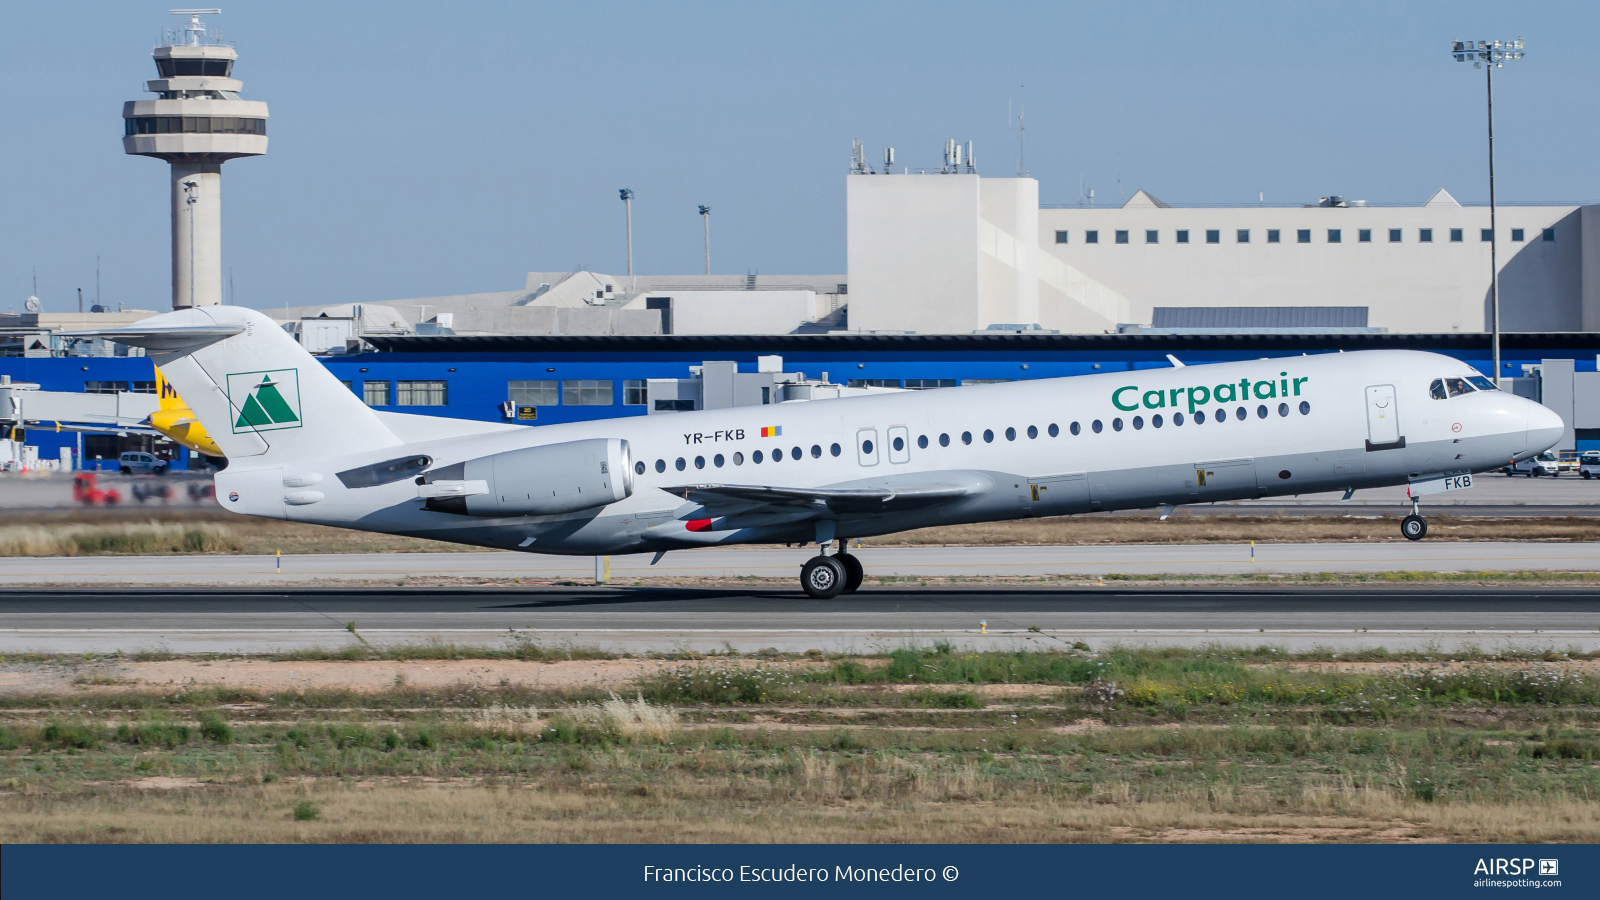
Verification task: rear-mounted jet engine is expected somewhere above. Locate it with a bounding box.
[417,438,632,516]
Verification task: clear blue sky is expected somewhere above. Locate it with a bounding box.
[2,1,1595,314]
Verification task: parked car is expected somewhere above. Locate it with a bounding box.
[118,451,169,475]
[1580,452,1600,479]
[1504,451,1561,477]
[131,482,174,504]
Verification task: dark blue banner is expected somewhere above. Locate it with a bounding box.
[3,844,1594,898]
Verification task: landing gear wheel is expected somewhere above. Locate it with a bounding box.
[1401,514,1428,541]
[801,555,847,599]
[836,552,864,594]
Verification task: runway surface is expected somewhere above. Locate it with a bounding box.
[4,585,1598,654]
[4,541,1598,586]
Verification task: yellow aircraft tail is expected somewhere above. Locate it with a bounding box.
[149,367,224,458]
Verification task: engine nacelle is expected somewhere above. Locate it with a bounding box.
[420,438,632,517]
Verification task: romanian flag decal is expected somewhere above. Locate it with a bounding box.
[760,425,782,437]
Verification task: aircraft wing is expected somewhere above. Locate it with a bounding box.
[664,482,974,515]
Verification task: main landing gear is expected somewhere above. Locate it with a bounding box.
[800,543,864,599]
[1401,498,1429,541]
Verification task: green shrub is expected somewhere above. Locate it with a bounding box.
[326,724,371,749]
[828,660,871,685]
[199,711,234,744]
[540,719,579,744]
[907,689,986,709]
[42,720,101,749]
[116,717,192,748]
[292,801,319,821]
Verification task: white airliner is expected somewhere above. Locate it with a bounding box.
[84,306,1563,598]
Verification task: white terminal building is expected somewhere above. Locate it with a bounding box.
[293,141,1600,343]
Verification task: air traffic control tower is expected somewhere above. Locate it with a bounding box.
[122,10,267,309]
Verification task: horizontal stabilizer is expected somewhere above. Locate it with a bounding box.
[60,324,243,353]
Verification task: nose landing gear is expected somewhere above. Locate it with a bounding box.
[800,542,865,598]
[1400,498,1429,541]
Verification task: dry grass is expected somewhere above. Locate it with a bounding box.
[3,645,1600,843]
[0,511,1597,558]
[566,693,680,741]
[1,779,1596,844]
[0,521,240,556]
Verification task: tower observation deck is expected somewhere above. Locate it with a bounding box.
[122,10,268,309]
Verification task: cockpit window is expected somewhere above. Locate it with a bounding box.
[1445,377,1474,397]
[1467,375,1498,391]
[1429,379,1447,400]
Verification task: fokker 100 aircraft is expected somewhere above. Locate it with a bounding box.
[82,307,1563,598]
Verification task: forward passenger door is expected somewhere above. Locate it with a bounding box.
[1365,384,1403,450]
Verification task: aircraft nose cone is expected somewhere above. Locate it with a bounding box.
[1525,400,1566,452]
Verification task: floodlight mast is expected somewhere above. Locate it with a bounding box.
[619,189,634,291]
[1452,38,1525,386]
[698,205,711,275]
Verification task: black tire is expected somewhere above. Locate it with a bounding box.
[1585,471,1592,480]
[800,556,846,599]
[155,465,168,476]
[1401,514,1428,541]
[119,466,131,475]
[837,552,864,594]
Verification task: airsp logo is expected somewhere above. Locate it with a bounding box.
[227,369,304,434]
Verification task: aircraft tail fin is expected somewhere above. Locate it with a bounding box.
[73,306,402,465]
[154,367,182,410]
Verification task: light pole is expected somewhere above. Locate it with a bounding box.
[619,189,634,292]
[699,205,711,275]
[1452,37,1524,385]
[183,179,199,309]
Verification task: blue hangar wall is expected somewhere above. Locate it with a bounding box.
[6,332,1600,465]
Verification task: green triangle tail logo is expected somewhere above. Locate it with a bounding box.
[227,370,303,434]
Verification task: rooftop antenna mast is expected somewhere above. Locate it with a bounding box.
[850,140,872,174]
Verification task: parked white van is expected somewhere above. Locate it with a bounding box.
[118,451,169,475]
